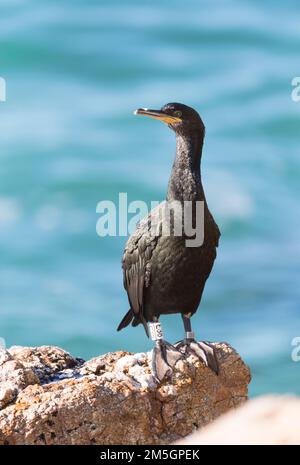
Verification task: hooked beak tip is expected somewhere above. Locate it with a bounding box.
[134,108,149,116]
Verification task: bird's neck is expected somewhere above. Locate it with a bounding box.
[167,129,205,202]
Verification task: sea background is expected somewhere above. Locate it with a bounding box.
[0,0,299,397]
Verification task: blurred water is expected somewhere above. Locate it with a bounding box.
[0,0,299,396]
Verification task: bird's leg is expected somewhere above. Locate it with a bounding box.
[175,315,219,375]
[149,319,183,382]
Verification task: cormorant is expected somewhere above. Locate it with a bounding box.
[117,102,220,381]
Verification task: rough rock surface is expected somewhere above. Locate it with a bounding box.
[177,395,300,445]
[0,343,250,445]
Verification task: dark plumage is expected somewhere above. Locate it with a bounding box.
[118,102,221,381]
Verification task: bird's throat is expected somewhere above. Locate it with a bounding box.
[167,130,205,202]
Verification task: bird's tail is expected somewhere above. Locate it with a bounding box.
[117,309,149,338]
[117,309,134,331]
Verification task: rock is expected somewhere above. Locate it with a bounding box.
[177,395,300,445]
[9,345,81,383]
[0,342,250,445]
[0,348,39,410]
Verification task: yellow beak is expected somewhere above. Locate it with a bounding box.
[134,108,182,124]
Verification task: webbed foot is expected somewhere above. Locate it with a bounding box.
[175,339,219,375]
[152,340,183,382]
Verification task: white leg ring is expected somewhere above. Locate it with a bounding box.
[149,322,163,341]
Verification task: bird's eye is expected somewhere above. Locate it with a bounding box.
[174,111,182,117]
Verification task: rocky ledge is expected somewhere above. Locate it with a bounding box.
[0,342,250,445]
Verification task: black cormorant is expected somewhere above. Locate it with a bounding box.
[117,102,221,381]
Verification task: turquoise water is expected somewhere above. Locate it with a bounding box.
[0,0,300,397]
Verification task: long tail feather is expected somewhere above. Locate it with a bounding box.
[117,309,134,331]
[141,316,149,338]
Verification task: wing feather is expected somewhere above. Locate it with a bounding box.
[122,203,164,329]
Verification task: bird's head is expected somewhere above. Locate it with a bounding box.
[134,102,204,135]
